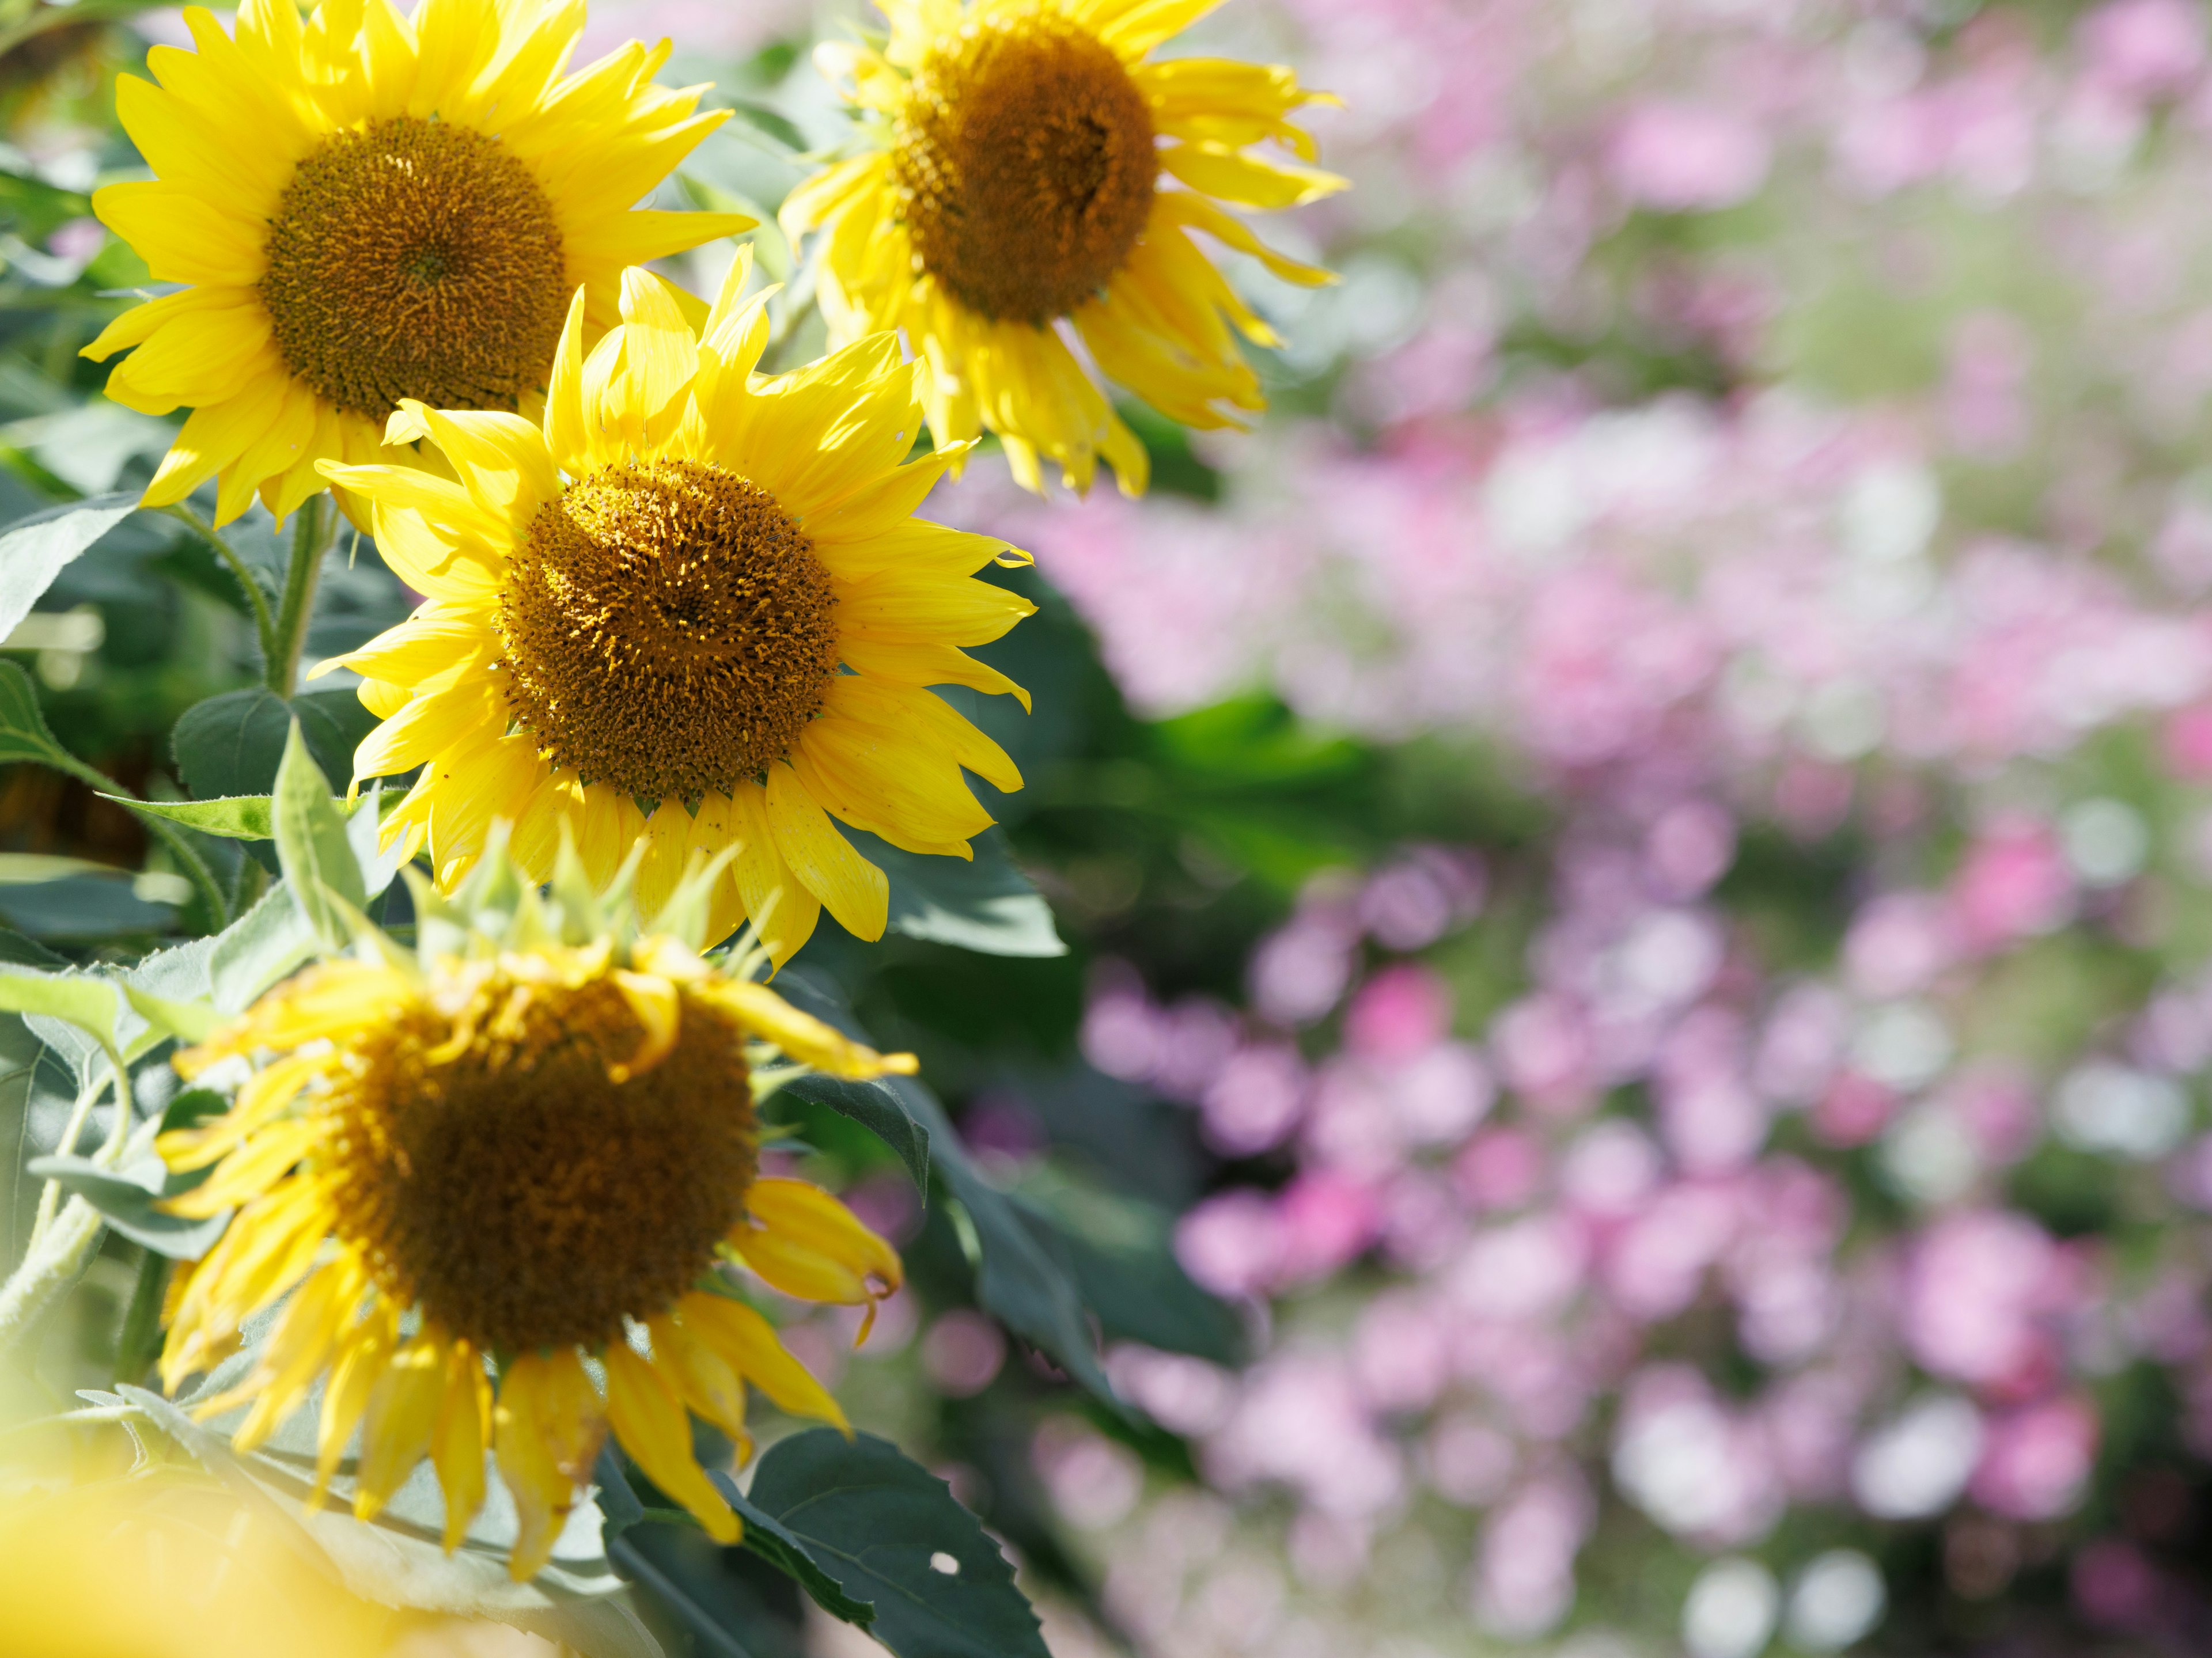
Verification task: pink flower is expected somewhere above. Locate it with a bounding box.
[2079,0,2207,102]
[1608,103,1773,213]
[1951,818,2076,950]
[1472,1470,1595,1638]
[1276,1171,1384,1285]
[1845,893,1960,999]
[2160,702,2212,779]
[1176,1192,1282,1299]
[1972,1397,2100,1519]
[1902,1210,2070,1392]
[1200,1044,1310,1157]
[1346,964,1453,1059]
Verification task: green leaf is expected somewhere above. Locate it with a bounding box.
[1047,1194,1245,1367]
[25,1149,225,1257]
[172,686,373,804]
[272,719,364,950]
[292,687,380,791]
[0,1025,81,1259]
[775,972,1111,1401]
[846,829,1066,958]
[207,883,319,1014]
[738,1431,1046,1658]
[777,1071,930,1191]
[598,1447,856,1652]
[172,687,293,802]
[0,969,117,1051]
[718,100,806,152]
[710,1474,876,1625]
[0,658,69,768]
[115,1384,661,1657]
[121,982,223,1046]
[0,491,137,644]
[105,794,276,840]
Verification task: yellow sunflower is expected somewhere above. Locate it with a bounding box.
[782,0,1343,496]
[156,846,912,1581]
[317,254,1034,965]
[81,0,752,527]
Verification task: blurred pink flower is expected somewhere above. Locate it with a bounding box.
[1972,1396,2100,1520]
[1608,103,1773,213]
[1903,1211,2071,1393]
[1952,818,2076,949]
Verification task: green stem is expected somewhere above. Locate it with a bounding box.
[113,1249,169,1386]
[159,503,279,673]
[26,1075,103,1246]
[0,1195,105,1354]
[2,1045,136,1358]
[267,494,332,697]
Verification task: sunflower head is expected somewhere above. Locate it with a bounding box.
[82,0,752,526]
[783,0,1346,496]
[320,256,1037,968]
[156,837,912,1579]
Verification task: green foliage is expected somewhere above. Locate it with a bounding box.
[270,718,363,950]
[738,1430,1050,1658]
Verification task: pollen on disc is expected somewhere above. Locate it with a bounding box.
[260,116,570,418]
[892,12,1157,325]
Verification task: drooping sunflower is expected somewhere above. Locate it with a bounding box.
[157,846,911,1581]
[317,255,1033,964]
[81,0,751,526]
[782,0,1343,496]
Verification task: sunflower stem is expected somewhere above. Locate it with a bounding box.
[114,1248,170,1386]
[5,1045,144,1356]
[0,1194,107,1355]
[268,494,334,697]
[160,503,280,674]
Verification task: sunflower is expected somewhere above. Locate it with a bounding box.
[81,0,752,527]
[156,845,913,1581]
[316,254,1034,964]
[781,0,1343,496]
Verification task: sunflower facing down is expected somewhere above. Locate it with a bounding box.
[782,0,1343,496]
[82,0,751,526]
[157,844,912,1580]
[317,255,1035,965]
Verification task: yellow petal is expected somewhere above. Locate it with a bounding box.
[316,1300,402,1503]
[645,1314,749,1445]
[161,1117,322,1220]
[608,969,680,1082]
[699,977,915,1079]
[675,1292,849,1433]
[763,762,888,942]
[729,778,820,966]
[433,1339,493,1553]
[729,1176,904,1314]
[354,1331,448,1522]
[494,1348,606,1582]
[604,1341,740,1543]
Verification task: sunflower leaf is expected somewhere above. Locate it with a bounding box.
[707,1469,876,1625]
[735,1431,1046,1658]
[776,1071,930,1191]
[24,1149,225,1257]
[0,490,137,647]
[772,970,1116,1403]
[272,719,364,951]
[0,969,118,1051]
[845,828,1065,958]
[206,882,320,1014]
[0,659,70,769]
[103,794,278,840]
[173,686,375,809]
